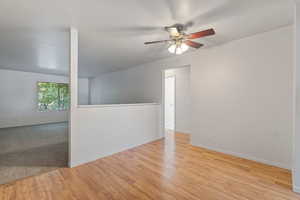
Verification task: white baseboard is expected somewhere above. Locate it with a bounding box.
[174,129,190,134]
[293,186,300,193]
[0,120,68,129]
[191,142,290,170]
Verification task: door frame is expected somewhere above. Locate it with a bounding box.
[161,65,190,138]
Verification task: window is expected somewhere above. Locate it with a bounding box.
[38,82,70,111]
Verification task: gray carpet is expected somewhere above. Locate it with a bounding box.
[0,122,68,184]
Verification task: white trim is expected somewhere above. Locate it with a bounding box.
[293,185,300,193]
[293,2,298,191]
[78,103,159,108]
[161,70,166,138]
[69,27,78,168]
[162,65,192,136]
[0,121,68,129]
[191,142,291,170]
[174,129,191,134]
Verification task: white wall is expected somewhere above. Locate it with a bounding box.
[294,2,300,193]
[78,78,89,105]
[70,104,162,167]
[90,26,293,169]
[91,66,191,134]
[90,70,158,104]
[69,28,162,167]
[190,26,293,170]
[0,69,89,128]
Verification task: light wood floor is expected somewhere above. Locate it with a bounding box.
[1,132,299,200]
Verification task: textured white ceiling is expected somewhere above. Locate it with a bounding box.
[0,0,294,77]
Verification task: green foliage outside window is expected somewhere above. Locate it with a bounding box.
[38,82,70,111]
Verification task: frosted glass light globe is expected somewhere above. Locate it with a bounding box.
[168,44,176,54]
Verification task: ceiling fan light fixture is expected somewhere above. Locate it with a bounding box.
[144,27,215,53]
[175,47,183,55]
[168,43,189,55]
[180,43,189,52]
[168,44,176,54]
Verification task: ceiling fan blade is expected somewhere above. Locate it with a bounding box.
[186,28,215,39]
[184,40,203,49]
[144,40,171,45]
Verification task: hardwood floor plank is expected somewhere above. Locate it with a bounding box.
[0,132,299,200]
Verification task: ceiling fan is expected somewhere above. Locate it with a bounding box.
[144,24,215,55]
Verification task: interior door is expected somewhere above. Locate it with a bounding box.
[165,76,175,130]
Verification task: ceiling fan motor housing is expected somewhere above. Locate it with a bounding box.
[165,24,185,37]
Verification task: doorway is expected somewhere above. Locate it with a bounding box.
[163,66,191,137]
[164,75,175,131]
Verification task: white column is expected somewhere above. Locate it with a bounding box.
[294,2,300,193]
[69,27,78,167]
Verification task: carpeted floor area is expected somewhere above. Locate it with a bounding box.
[0,122,68,184]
